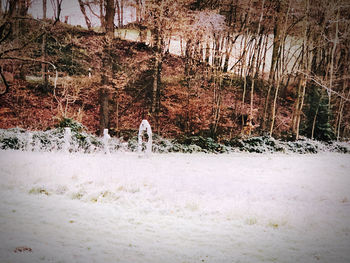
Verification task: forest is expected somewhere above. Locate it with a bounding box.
[1,3,350,261]
[0,0,349,143]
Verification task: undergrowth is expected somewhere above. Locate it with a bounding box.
[1,127,349,154]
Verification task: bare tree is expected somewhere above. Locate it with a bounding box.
[78,0,92,30]
[143,0,192,127]
[50,0,63,22]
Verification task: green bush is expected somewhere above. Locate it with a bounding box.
[302,86,335,142]
[0,128,348,154]
[1,137,20,150]
[172,136,225,153]
[0,128,26,150]
[286,140,318,154]
[227,136,284,153]
[57,118,85,133]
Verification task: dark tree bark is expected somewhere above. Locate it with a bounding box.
[42,0,48,86]
[136,0,142,23]
[262,0,286,131]
[99,0,115,135]
[99,84,109,135]
[104,0,115,37]
[99,0,105,29]
[51,0,63,23]
[116,0,121,28]
[151,26,162,115]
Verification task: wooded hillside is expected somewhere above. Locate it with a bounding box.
[0,0,349,142]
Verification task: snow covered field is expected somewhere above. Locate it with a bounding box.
[0,150,350,263]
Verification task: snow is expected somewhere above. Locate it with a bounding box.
[63,128,72,153]
[138,120,152,155]
[103,129,111,155]
[0,150,350,263]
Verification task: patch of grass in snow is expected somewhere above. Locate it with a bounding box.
[14,246,32,253]
[100,191,120,201]
[29,187,50,196]
[101,190,118,198]
[267,219,288,229]
[245,217,258,225]
[185,201,199,211]
[268,222,279,229]
[89,191,121,203]
[71,191,85,200]
[117,185,140,193]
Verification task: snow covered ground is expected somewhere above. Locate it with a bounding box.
[0,150,350,263]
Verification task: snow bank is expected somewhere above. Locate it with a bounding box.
[2,128,350,154]
[0,150,349,262]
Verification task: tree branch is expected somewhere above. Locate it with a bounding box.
[297,70,350,102]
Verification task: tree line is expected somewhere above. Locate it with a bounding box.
[1,0,349,141]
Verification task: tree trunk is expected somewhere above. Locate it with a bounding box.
[336,81,349,140]
[116,0,121,28]
[223,34,232,73]
[204,39,210,64]
[99,39,111,135]
[212,73,222,138]
[269,81,280,136]
[261,34,268,79]
[18,0,28,16]
[311,104,319,139]
[240,34,250,133]
[328,7,339,110]
[248,0,265,136]
[135,0,141,23]
[99,84,109,135]
[105,0,115,38]
[78,0,92,30]
[151,27,162,115]
[120,0,124,27]
[150,0,164,121]
[262,0,285,131]
[255,34,264,78]
[212,34,220,69]
[295,0,310,140]
[184,39,192,133]
[55,0,62,22]
[16,0,28,36]
[99,0,105,29]
[99,0,115,135]
[41,0,48,86]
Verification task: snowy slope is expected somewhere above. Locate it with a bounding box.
[0,150,350,263]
